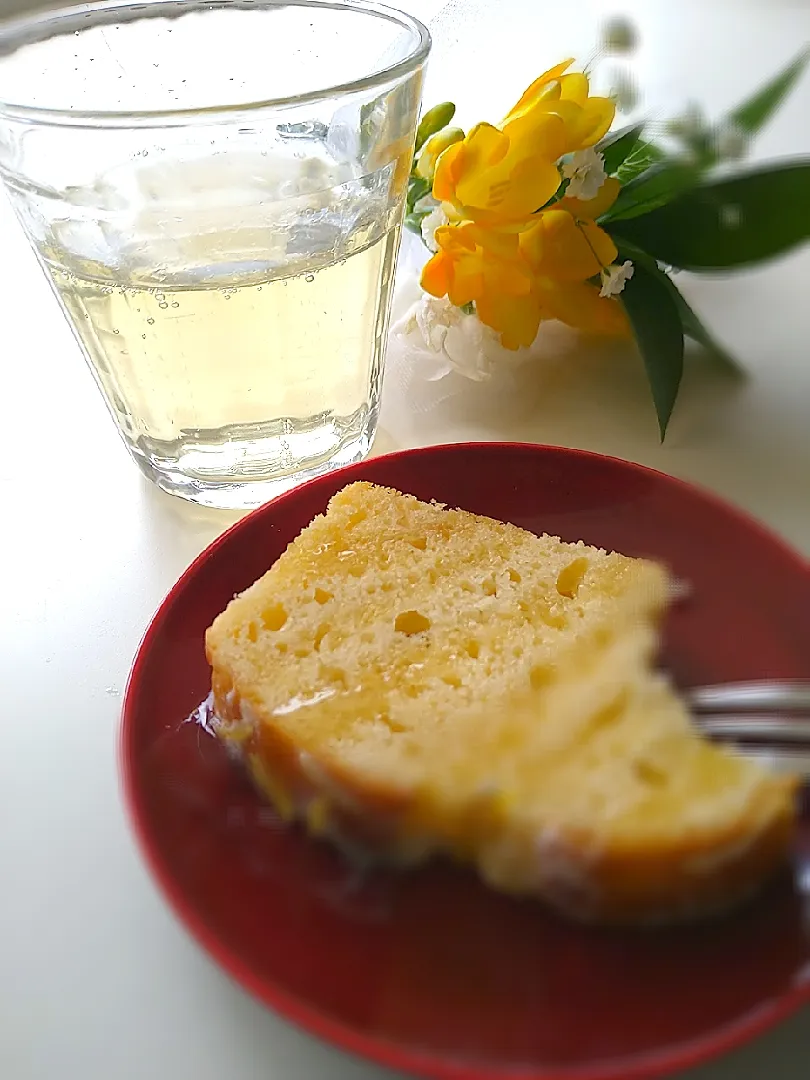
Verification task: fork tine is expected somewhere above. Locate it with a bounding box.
[728,744,810,779]
[688,681,810,714]
[696,715,810,744]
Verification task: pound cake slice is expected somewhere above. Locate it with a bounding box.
[205,481,797,924]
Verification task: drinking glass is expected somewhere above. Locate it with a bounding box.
[0,0,429,507]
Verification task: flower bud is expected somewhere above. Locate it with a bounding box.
[601,16,639,55]
[416,126,465,179]
[415,101,456,150]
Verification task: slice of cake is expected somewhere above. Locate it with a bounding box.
[205,481,797,924]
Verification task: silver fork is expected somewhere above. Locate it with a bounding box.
[687,681,810,777]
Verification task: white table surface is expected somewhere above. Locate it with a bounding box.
[1,2,808,1078]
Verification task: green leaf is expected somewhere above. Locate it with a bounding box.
[614,138,664,185]
[619,258,685,439]
[611,160,810,269]
[406,175,431,212]
[404,213,426,236]
[603,161,699,222]
[615,240,744,374]
[597,122,646,174]
[729,47,809,135]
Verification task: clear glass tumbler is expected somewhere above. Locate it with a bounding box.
[0,0,429,507]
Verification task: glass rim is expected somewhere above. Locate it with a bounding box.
[0,0,431,128]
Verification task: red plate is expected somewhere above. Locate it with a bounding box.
[121,443,810,1080]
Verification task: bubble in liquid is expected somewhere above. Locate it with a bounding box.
[158,303,168,309]
[305,274,315,283]
[146,317,155,325]
[171,302,179,308]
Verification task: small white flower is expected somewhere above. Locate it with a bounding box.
[714,120,748,162]
[561,147,608,201]
[390,293,509,382]
[666,103,706,146]
[415,197,449,253]
[599,260,634,298]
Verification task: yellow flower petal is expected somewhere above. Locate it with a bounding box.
[570,96,616,149]
[424,222,532,314]
[434,223,476,254]
[520,210,617,281]
[432,142,465,202]
[535,279,629,335]
[420,252,452,297]
[462,223,520,258]
[501,101,574,157]
[454,126,564,224]
[466,122,510,162]
[483,259,533,297]
[504,59,574,122]
[578,218,618,269]
[476,290,543,350]
[560,176,621,219]
[559,71,589,107]
[447,257,483,307]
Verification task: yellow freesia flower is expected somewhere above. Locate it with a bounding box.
[433,120,566,228]
[420,60,624,351]
[421,222,531,309]
[421,218,627,348]
[421,222,544,348]
[432,60,616,228]
[519,208,617,281]
[502,59,615,153]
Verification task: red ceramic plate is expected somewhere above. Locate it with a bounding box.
[121,443,810,1080]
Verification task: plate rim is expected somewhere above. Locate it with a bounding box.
[120,441,810,1080]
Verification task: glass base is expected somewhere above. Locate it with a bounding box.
[129,423,377,510]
